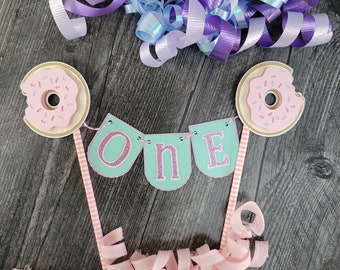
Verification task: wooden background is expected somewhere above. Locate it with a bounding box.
[0,1,339,269]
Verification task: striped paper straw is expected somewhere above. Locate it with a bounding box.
[220,126,250,249]
[73,129,106,270]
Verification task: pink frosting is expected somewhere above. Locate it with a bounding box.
[247,67,304,133]
[21,67,79,132]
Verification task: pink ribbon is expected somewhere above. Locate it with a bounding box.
[101,202,268,270]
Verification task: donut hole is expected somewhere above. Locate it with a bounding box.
[48,93,60,107]
[265,93,276,106]
[265,90,281,109]
[43,91,60,110]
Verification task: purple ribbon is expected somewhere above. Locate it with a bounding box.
[63,0,125,17]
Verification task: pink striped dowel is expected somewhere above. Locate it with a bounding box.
[220,126,250,249]
[73,129,106,270]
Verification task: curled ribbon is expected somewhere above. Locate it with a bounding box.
[49,0,87,40]
[48,0,125,39]
[139,0,205,67]
[127,0,333,66]
[63,0,125,17]
[101,201,268,270]
[48,0,333,67]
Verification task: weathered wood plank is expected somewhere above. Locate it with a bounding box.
[255,2,340,269]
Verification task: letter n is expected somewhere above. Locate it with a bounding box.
[155,143,180,181]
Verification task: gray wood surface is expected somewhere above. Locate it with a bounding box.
[0,1,339,269]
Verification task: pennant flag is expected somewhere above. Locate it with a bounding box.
[88,114,144,177]
[189,118,239,178]
[87,114,240,190]
[143,133,192,191]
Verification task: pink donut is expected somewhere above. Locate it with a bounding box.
[247,67,304,133]
[21,67,79,132]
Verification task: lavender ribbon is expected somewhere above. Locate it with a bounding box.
[49,0,87,40]
[63,0,125,17]
[48,0,333,67]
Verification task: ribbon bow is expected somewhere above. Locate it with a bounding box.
[48,0,333,67]
[100,201,268,270]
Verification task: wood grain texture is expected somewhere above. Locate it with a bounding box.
[0,1,338,270]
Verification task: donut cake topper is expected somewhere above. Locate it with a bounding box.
[20,62,90,138]
[18,61,307,269]
[236,61,305,137]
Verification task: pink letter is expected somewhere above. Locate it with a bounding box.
[99,131,131,167]
[155,143,180,181]
[202,131,230,168]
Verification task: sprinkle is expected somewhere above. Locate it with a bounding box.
[252,101,257,105]
[67,103,72,106]
[41,120,46,123]
[285,107,289,112]
[55,77,59,83]
[29,104,34,109]
[64,94,68,100]
[290,105,296,108]
[278,83,282,88]
[259,115,264,119]
[61,106,64,112]
[65,86,70,91]
[259,105,262,111]
[258,93,262,99]
[272,117,274,123]
[33,91,36,97]
[37,108,42,112]
[264,80,267,87]
[51,115,55,121]
[268,112,273,116]
[38,81,42,87]
[270,75,276,78]
[55,85,61,89]
[30,83,35,87]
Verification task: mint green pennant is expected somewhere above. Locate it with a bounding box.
[189,118,239,178]
[144,133,191,191]
[87,114,144,177]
